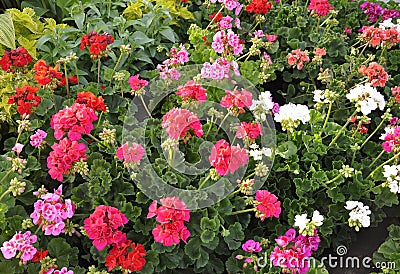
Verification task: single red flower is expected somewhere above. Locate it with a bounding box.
[8,85,41,115]
[246,0,273,14]
[75,91,106,112]
[31,249,48,262]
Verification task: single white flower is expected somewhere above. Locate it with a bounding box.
[312,210,324,226]
[345,201,371,230]
[294,214,309,232]
[346,83,385,115]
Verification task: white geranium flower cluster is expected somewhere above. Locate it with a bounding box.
[346,83,385,115]
[379,18,400,31]
[383,165,400,194]
[274,103,310,132]
[248,143,272,161]
[250,91,275,121]
[344,201,371,231]
[294,210,324,236]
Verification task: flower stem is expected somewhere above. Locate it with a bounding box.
[0,169,12,186]
[0,189,11,202]
[226,208,256,216]
[109,52,124,85]
[215,112,230,135]
[206,6,224,30]
[97,58,101,87]
[50,89,58,112]
[204,115,214,139]
[321,173,342,188]
[74,62,80,85]
[368,150,385,169]
[168,148,174,167]
[198,173,212,190]
[328,110,357,148]
[321,101,332,131]
[244,171,256,181]
[86,133,101,143]
[227,189,241,198]
[359,115,387,150]
[63,62,70,98]
[367,151,400,179]
[139,94,152,118]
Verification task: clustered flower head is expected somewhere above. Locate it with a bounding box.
[209,139,249,176]
[274,103,310,132]
[344,201,371,231]
[210,0,242,11]
[346,83,385,115]
[294,210,324,236]
[308,0,334,17]
[360,26,400,48]
[80,30,114,59]
[381,125,400,153]
[30,185,75,236]
[220,87,253,116]
[9,178,26,197]
[270,228,320,274]
[236,121,262,144]
[128,74,148,94]
[212,29,243,56]
[105,239,147,272]
[50,103,98,141]
[358,62,388,87]
[218,15,242,30]
[162,108,203,141]
[75,91,107,112]
[116,142,145,168]
[235,239,264,271]
[201,57,240,80]
[33,60,63,88]
[8,85,41,116]
[0,46,32,72]
[147,197,191,246]
[248,143,272,161]
[157,44,189,80]
[84,205,129,250]
[391,86,400,103]
[30,129,47,147]
[254,189,281,221]
[286,49,310,70]
[250,90,278,121]
[176,80,207,103]
[383,165,400,193]
[1,231,37,264]
[47,137,87,181]
[360,2,400,23]
[246,0,273,14]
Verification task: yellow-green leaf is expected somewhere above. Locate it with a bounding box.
[0,13,16,49]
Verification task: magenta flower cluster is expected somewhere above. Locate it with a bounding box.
[1,231,37,264]
[30,185,75,236]
[360,2,400,23]
[212,29,243,56]
[157,44,189,80]
[30,129,47,147]
[201,57,240,80]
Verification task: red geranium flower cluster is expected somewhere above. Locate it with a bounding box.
[360,26,400,48]
[147,197,190,246]
[236,121,262,141]
[31,248,48,262]
[176,80,207,103]
[50,103,98,141]
[358,62,388,87]
[0,47,32,72]
[348,116,370,134]
[209,11,223,22]
[8,85,41,115]
[246,0,273,14]
[80,30,114,59]
[84,205,128,250]
[47,138,87,181]
[75,91,107,112]
[105,239,146,272]
[33,60,63,88]
[209,139,249,176]
[128,74,148,93]
[308,0,333,17]
[162,108,203,141]
[254,190,281,221]
[220,88,253,116]
[286,49,310,70]
[59,75,79,87]
[391,86,400,103]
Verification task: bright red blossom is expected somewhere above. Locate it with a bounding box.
[105,240,146,272]
[254,190,281,221]
[209,11,223,22]
[31,249,48,262]
[220,88,253,116]
[80,30,114,59]
[308,0,333,17]
[0,47,32,72]
[75,91,107,112]
[33,60,63,88]
[128,74,148,92]
[358,62,388,87]
[236,121,262,140]
[8,85,41,116]
[176,80,207,103]
[246,0,273,14]
[84,205,128,250]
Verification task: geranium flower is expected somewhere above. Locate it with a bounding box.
[246,0,273,14]
[308,0,333,17]
[0,46,32,72]
[358,62,388,87]
[176,80,207,103]
[75,91,107,112]
[80,30,114,59]
[8,85,41,116]
[254,190,281,221]
[105,240,146,272]
[162,108,203,140]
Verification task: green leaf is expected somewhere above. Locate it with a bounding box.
[276,141,298,159]
[160,27,175,43]
[48,238,79,267]
[0,13,16,49]
[200,230,216,243]
[327,187,345,202]
[133,31,154,46]
[185,237,201,260]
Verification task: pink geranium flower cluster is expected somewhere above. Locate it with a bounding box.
[358,62,388,87]
[30,129,47,147]
[209,139,249,176]
[157,44,189,80]
[176,80,207,103]
[210,0,242,12]
[218,16,241,30]
[116,142,145,168]
[360,26,400,48]
[308,0,333,17]
[360,2,400,22]
[270,228,321,274]
[147,197,190,246]
[220,88,253,116]
[128,74,148,92]
[235,239,263,270]
[212,29,243,56]
[201,57,240,80]
[50,103,98,141]
[1,231,37,264]
[242,239,262,253]
[84,205,129,250]
[236,121,262,141]
[30,185,75,236]
[286,49,310,70]
[254,190,281,221]
[47,138,87,181]
[162,108,203,141]
[382,126,400,153]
